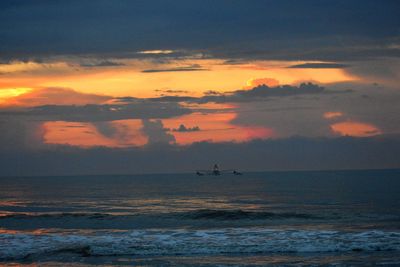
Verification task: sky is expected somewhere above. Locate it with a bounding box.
[0,0,399,175]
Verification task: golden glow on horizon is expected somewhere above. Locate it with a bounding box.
[0,87,109,107]
[0,59,357,100]
[0,87,32,102]
[330,121,381,137]
[244,77,279,89]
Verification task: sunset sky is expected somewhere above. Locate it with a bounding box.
[0,0,399,175]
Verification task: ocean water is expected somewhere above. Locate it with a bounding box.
[0,169,400,266]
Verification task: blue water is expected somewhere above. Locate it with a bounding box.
[1,169,400,266]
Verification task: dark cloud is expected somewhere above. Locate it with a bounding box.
[149,83,351,103]
[172,124,200,132]
[230,83,325,98]
[230,82,400,138]
[79,60,125,67]
[0,135,399,176]
[0,0,399,62]
[288,63,349,69]
[149,96,198,103]
[0,119,45,152]
[203,90,223,96]
[112,96,139,104]
[155,89,190,94]
[93,121,119,138]
[0,102,192,122]
[142,64,209,73]
[345,58,400,87]
[142,119,175,144]
[94,121,144,144]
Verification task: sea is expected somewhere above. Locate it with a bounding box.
[0,169,400,266]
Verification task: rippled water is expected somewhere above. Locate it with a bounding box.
[1,169,400,266]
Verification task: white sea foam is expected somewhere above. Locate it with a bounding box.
[1,228,400,260]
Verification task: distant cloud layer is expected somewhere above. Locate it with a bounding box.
[150,83,350,103]
[79,60,125,68]
[1,136,399,176]
[142,64,209,73]
[288,63,349,69]
[0,102,191,122]
[0,0,399,62]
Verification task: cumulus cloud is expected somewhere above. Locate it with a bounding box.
[203,90,223,96]
[158,82,351,104]
[148,83,350,104]
[155,89,190,94]
[93,121,147,145]
[142,119,175,145]
[244,78,279,88]
[230,83,325,98]
[172,124,200,132]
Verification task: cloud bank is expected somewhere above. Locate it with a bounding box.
[0,0,399,62]
[0,136,399,176]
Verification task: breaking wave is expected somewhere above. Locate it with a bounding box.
[179,209,320,220]
[0,213,114,220]
[1,228,400,261]
[0,209,322,221]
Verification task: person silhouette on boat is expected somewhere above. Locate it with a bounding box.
[212,164,221,176]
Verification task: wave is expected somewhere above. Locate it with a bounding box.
[179,209,321,220]
[0,209,322,221]
[0,212,114,220]
[1,228,400,261]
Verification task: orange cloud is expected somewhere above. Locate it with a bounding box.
[324,111,343,119]
[163,112,274,145]
[330,121,381,137]
[1,87,110,107]
[42,112,274,148]
[244,78,279,89]
[43,120,147,148]
[0,59,357,100]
